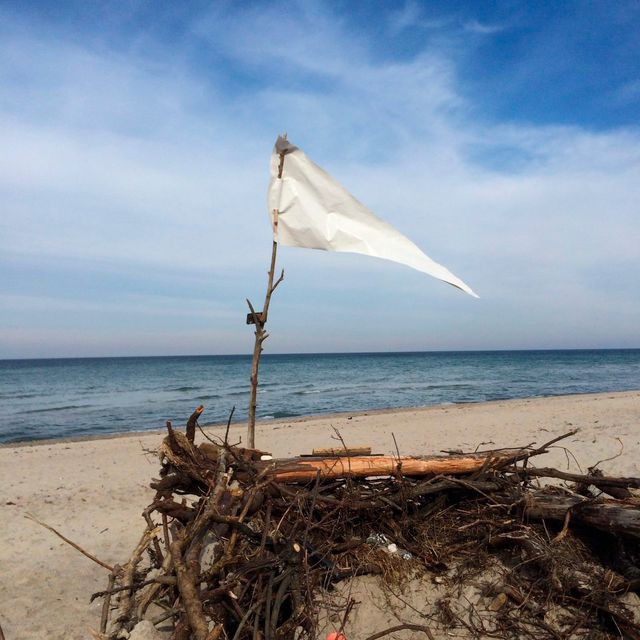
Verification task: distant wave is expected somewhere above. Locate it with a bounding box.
[0,392,41,399]
[421,383,473,390]
[293,387,342,395]
[262,411,300,419]
[167,386,203,393]
[23,404,92,414]
[226,390,248,398]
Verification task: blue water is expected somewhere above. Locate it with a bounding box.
[0,350,638,444]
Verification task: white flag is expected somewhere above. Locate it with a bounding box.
[267,136,478,297]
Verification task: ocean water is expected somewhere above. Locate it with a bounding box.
[0,350,638,444]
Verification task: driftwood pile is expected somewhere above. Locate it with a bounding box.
[95,409,640,640]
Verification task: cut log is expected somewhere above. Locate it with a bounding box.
[524,492,640,538]
[253,449,530,483]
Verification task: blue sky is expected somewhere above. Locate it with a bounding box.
[1,0,639,358]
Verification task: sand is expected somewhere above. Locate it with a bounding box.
[1,390,639,639]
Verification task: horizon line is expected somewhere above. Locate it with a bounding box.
[2,346,639,362]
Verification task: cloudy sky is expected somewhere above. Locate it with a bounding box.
[1,1,639,358]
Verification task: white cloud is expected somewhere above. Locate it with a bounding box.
[0,3,639,356]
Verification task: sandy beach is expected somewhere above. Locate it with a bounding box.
[1,390,639,639]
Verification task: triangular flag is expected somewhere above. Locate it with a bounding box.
[267,136,478,297]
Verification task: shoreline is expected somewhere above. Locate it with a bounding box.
[4,388,640,449]
[1,390,639,639]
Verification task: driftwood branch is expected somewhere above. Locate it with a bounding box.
[251,449,530,483]
[515,466,640,489]
[25,513,114,572]
[364,623,436,640]
[171,537,211,640]
[99,573,116,634]
[524,491,640,538]
[87,413,640,640]
[186,404,204,443]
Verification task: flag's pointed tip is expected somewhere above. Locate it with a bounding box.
[463,287,480,299]
[451,281,479,298]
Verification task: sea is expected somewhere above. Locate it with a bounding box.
[0,349,639,444]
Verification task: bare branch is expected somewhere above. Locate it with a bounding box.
[270,268,285,294]
[25,513,114,572]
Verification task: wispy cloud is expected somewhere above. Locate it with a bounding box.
[463,19,505,35]
[386,1,456,35]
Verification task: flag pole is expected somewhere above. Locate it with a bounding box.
[246,147,286,449]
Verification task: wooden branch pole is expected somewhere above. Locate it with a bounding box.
[246,146,287,448]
